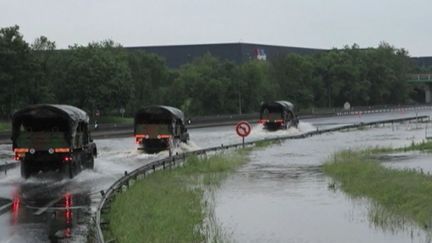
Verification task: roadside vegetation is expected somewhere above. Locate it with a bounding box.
[398,140,432,152]
[108,150,252,243]
[323,140,432,228]
[95,116,133,125]
[0,121,10,132]
[0,25,423,120]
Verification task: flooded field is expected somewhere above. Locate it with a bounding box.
[380,151,432,174]
[213,122,432,243]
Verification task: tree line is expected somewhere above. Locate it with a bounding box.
[0,25,421,118]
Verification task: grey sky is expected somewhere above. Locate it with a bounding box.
[1,0,430,56]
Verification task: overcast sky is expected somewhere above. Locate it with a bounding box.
[1,0,430,56]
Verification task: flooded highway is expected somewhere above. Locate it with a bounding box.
[0,109,430,242]
[213,120,432,242]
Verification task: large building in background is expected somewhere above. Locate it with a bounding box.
[126,42,432,69]
[126,43,325,68]
[411,56,432,69]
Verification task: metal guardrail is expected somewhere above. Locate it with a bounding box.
[1,105,431,145]
[0,161,19,174]
[336,105,432,116]
[408,74,432,83]
[93,115,430,243]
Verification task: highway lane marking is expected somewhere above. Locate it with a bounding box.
[33,197,62,216]
[0,202,12,215]
[28,205,89,212]
[2,236,17,243]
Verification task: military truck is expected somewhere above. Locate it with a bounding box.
[259,101,299,130]
[134,105,189,154]
[12,105,97,178]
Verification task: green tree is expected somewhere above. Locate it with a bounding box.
[127,51,170,110]
[28,36,57,104]
[238,60,274,113]
[173,54,238,115]
[49,40,133,114]
[270,54,316,108]
[0,25,35,116]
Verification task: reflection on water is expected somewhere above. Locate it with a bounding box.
[214,122,432,243]
[2,181,92,242]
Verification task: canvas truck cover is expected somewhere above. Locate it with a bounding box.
[12,104,89,147]
[135,106,185,126]
[260,101,295,118]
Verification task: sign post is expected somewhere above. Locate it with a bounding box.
[119,107,125,118]
[235,121,251,148]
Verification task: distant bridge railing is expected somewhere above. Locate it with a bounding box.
[408,73,432,83]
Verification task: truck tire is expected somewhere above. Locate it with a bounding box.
[20,161,31,179]
[63,163,74,179]
[86,155,94,169]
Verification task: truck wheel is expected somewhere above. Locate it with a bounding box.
[87,155,94,169]
[76,156,83,173]
[20,161,31,179]
[293,118,299,128]
[63,163,74,179]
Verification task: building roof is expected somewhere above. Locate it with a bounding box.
[126,42,325,68]
[126,42,432,69]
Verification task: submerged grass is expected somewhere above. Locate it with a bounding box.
[323,141,432,228]
[108,150,250,243]
[255,139,278,148]
[399,140,432,152]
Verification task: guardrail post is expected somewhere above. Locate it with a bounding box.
[129,178,135,187]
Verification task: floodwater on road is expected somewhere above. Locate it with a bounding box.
[0,137,170,242]
[0,110,430,242]
[213,122,432,243]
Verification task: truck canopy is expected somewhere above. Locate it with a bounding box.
[260,101,295,118]
[12,104,89,146]
[135,105,185,125]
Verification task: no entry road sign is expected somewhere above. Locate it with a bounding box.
[236,121,251,148]
[236,121,251,137]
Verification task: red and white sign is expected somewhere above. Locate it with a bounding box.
[235,121,251,137]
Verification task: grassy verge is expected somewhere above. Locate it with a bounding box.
[108,150,252,243]
[398,140,432,152]
[323,140,432,228]
[0,121,10,132]
[96,116,133,124]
